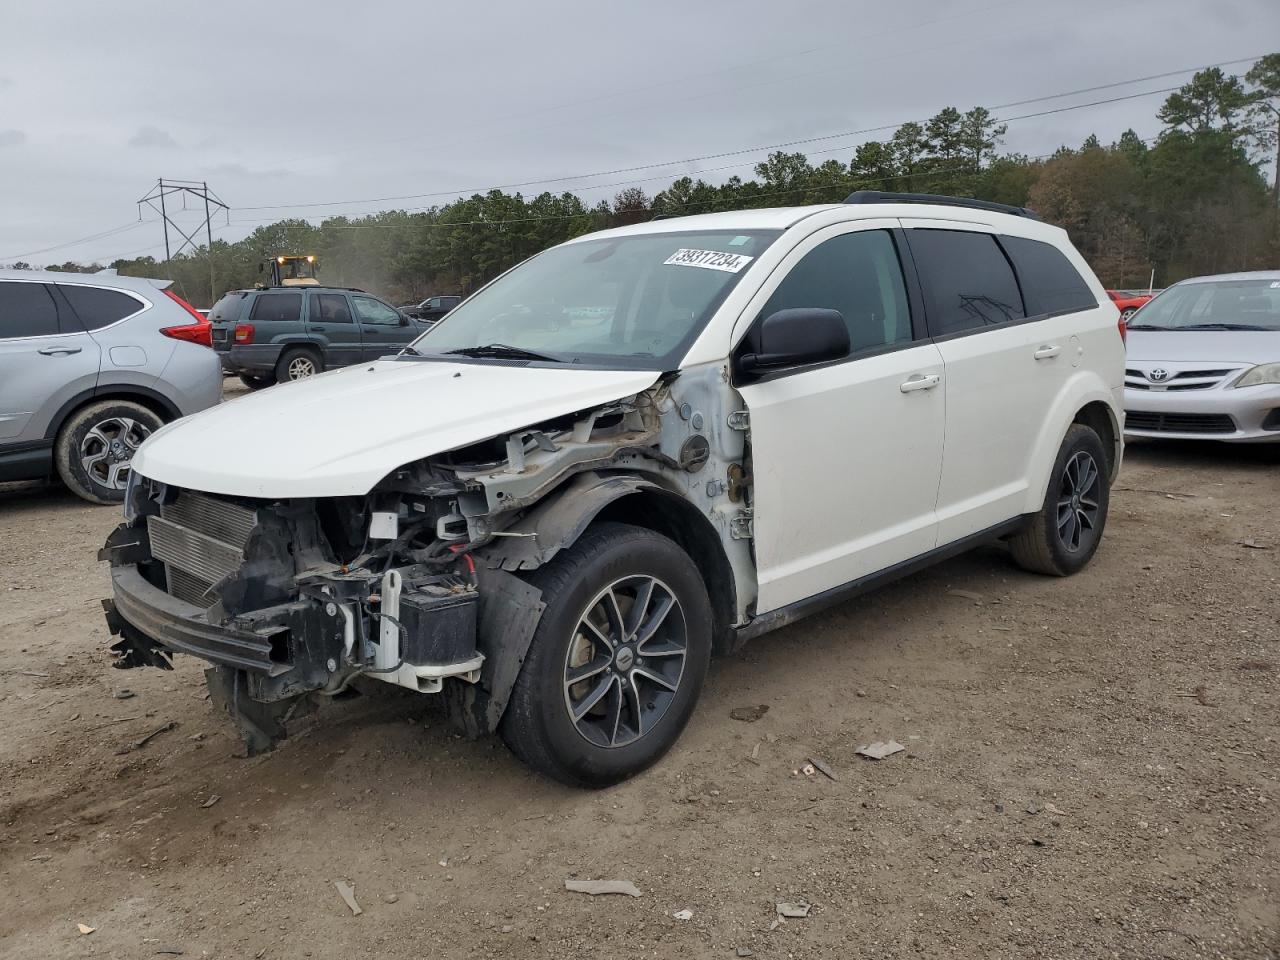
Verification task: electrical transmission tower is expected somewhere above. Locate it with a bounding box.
[137,179,230,303]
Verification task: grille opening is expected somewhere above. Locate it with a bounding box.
[1125,411,1236,434]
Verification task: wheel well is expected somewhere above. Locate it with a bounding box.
[46,388,178,441]
[1073,401,1119,479]
[594,490,738,656]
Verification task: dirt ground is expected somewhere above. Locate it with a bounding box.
[1,430,1277,959]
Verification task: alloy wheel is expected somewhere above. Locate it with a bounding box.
[1056,450,1100,552]
[562,575,688,748]
[80,417,150,490]
[287,356,317,380]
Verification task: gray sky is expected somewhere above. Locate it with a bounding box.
[1,0,1275,266]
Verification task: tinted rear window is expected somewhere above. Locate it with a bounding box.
[209,293,246,324]
[0,281,61,338]
[57,284,143,330]
[908,230,1026,336]
[249,293,302,323]
[1000,236,1096,316]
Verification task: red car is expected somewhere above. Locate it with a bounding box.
[1107,289,1154,319]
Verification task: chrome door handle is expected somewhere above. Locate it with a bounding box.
[900,373,941,393]
[38,346,82,356]
[1033,344,1061,360]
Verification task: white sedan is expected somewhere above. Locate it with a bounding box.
[1124,271,1280,443]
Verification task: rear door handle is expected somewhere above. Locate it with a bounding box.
[38,346,82,356]
[900,373,941,393]
[310,325,327,332]
[1033,344,1061,360]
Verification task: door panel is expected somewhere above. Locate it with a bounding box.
[741,342,945,612]
[307,293,362,367]
[352,295,413,360]
[729,220,944,615]
[0,281,102,443]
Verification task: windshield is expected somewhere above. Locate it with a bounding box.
[408,229,780,369]
[1130,279,1280,331]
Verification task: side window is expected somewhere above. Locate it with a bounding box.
[249,292,302,323]
[0,281,61,338]
[57,284,143,330]
[909,230,1026,336]
[352,296,401,326]
[426,297,443,310]
[312,293,353,323]
[1000,236,1096,316]
[757,230,912,355]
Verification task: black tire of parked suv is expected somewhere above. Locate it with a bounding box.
[1009,423,1110,576]
[275,346,321,382]
[500,522,713,788]
[239,373,274,390]
[54,399,163,505]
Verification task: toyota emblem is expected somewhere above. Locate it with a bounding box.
[1148,368,1171,382]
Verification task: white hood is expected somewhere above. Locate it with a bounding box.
[134,359,661,498]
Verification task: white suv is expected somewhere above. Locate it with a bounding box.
[101,192,1125,787]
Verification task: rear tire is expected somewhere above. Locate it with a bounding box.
[1009,424,1110,576]
[500,522,713,788]
[275,347,321,382]
[54,399,162,505]
[238,373,274,390]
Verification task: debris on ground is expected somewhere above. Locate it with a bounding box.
[116,720,176,755]
[564,879,642,898]
[747,741,761,764]
[334,879,362,915]
[112,688,135,700]
[77,923,95,935]
[946,589,984,603]
[856,740,905,760]
[1236,539,1270,550]
[807,757,838,781]
[776,900,811,918]
[730,704,769,722]
[382,893,399,904]
[797,762,816,778]
[672,908,693,921]
[200,794,221,809]
[736,948,754,957]
[155,949,185,956]
[1043,802,1067,816]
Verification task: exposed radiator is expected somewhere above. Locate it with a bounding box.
[148,491,258,608]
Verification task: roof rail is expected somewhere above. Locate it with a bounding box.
[843,190,1041,221]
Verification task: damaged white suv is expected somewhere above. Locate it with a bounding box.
[101,192,1125,787]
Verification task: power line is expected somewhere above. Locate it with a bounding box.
[235,53,1265,215]
[0,220,150,262]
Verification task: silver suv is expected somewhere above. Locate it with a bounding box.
[0,269,222,503]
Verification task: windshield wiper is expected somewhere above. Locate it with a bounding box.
[398,345,424,356]
[443,343,563,362]
[1179,323,1269,331]
[1126,324,1175,330]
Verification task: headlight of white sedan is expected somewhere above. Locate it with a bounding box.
[1234,362,1280,388]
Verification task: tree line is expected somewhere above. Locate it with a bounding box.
[10,56,1279,306]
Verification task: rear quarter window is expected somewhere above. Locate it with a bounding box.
[249,293,303,323]
[209,293,247,324]
[56,284,144,330]
[1000,236,1097,316]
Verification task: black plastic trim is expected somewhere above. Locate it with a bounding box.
[844,190,1041,221]
[42,385,181,441]
[736,516,1028,642]
[0,440,54,482]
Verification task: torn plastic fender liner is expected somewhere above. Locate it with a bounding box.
[482,471,663,572]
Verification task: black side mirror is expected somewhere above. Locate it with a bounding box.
[398,313,410,326]
[738,308,849,376]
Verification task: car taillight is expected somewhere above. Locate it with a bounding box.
[160,289,213,347]
[234,324,255,344]
[1118,314,1127,344]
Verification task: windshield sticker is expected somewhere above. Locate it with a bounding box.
[729,235,751,246]
[664,248,754,273]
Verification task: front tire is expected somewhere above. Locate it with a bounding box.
[500,522,713,788]
[238,373,274,390]
[1009,423,1110,576]
[54,400,162,504]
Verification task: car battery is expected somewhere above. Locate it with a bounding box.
[397,576,478,667]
